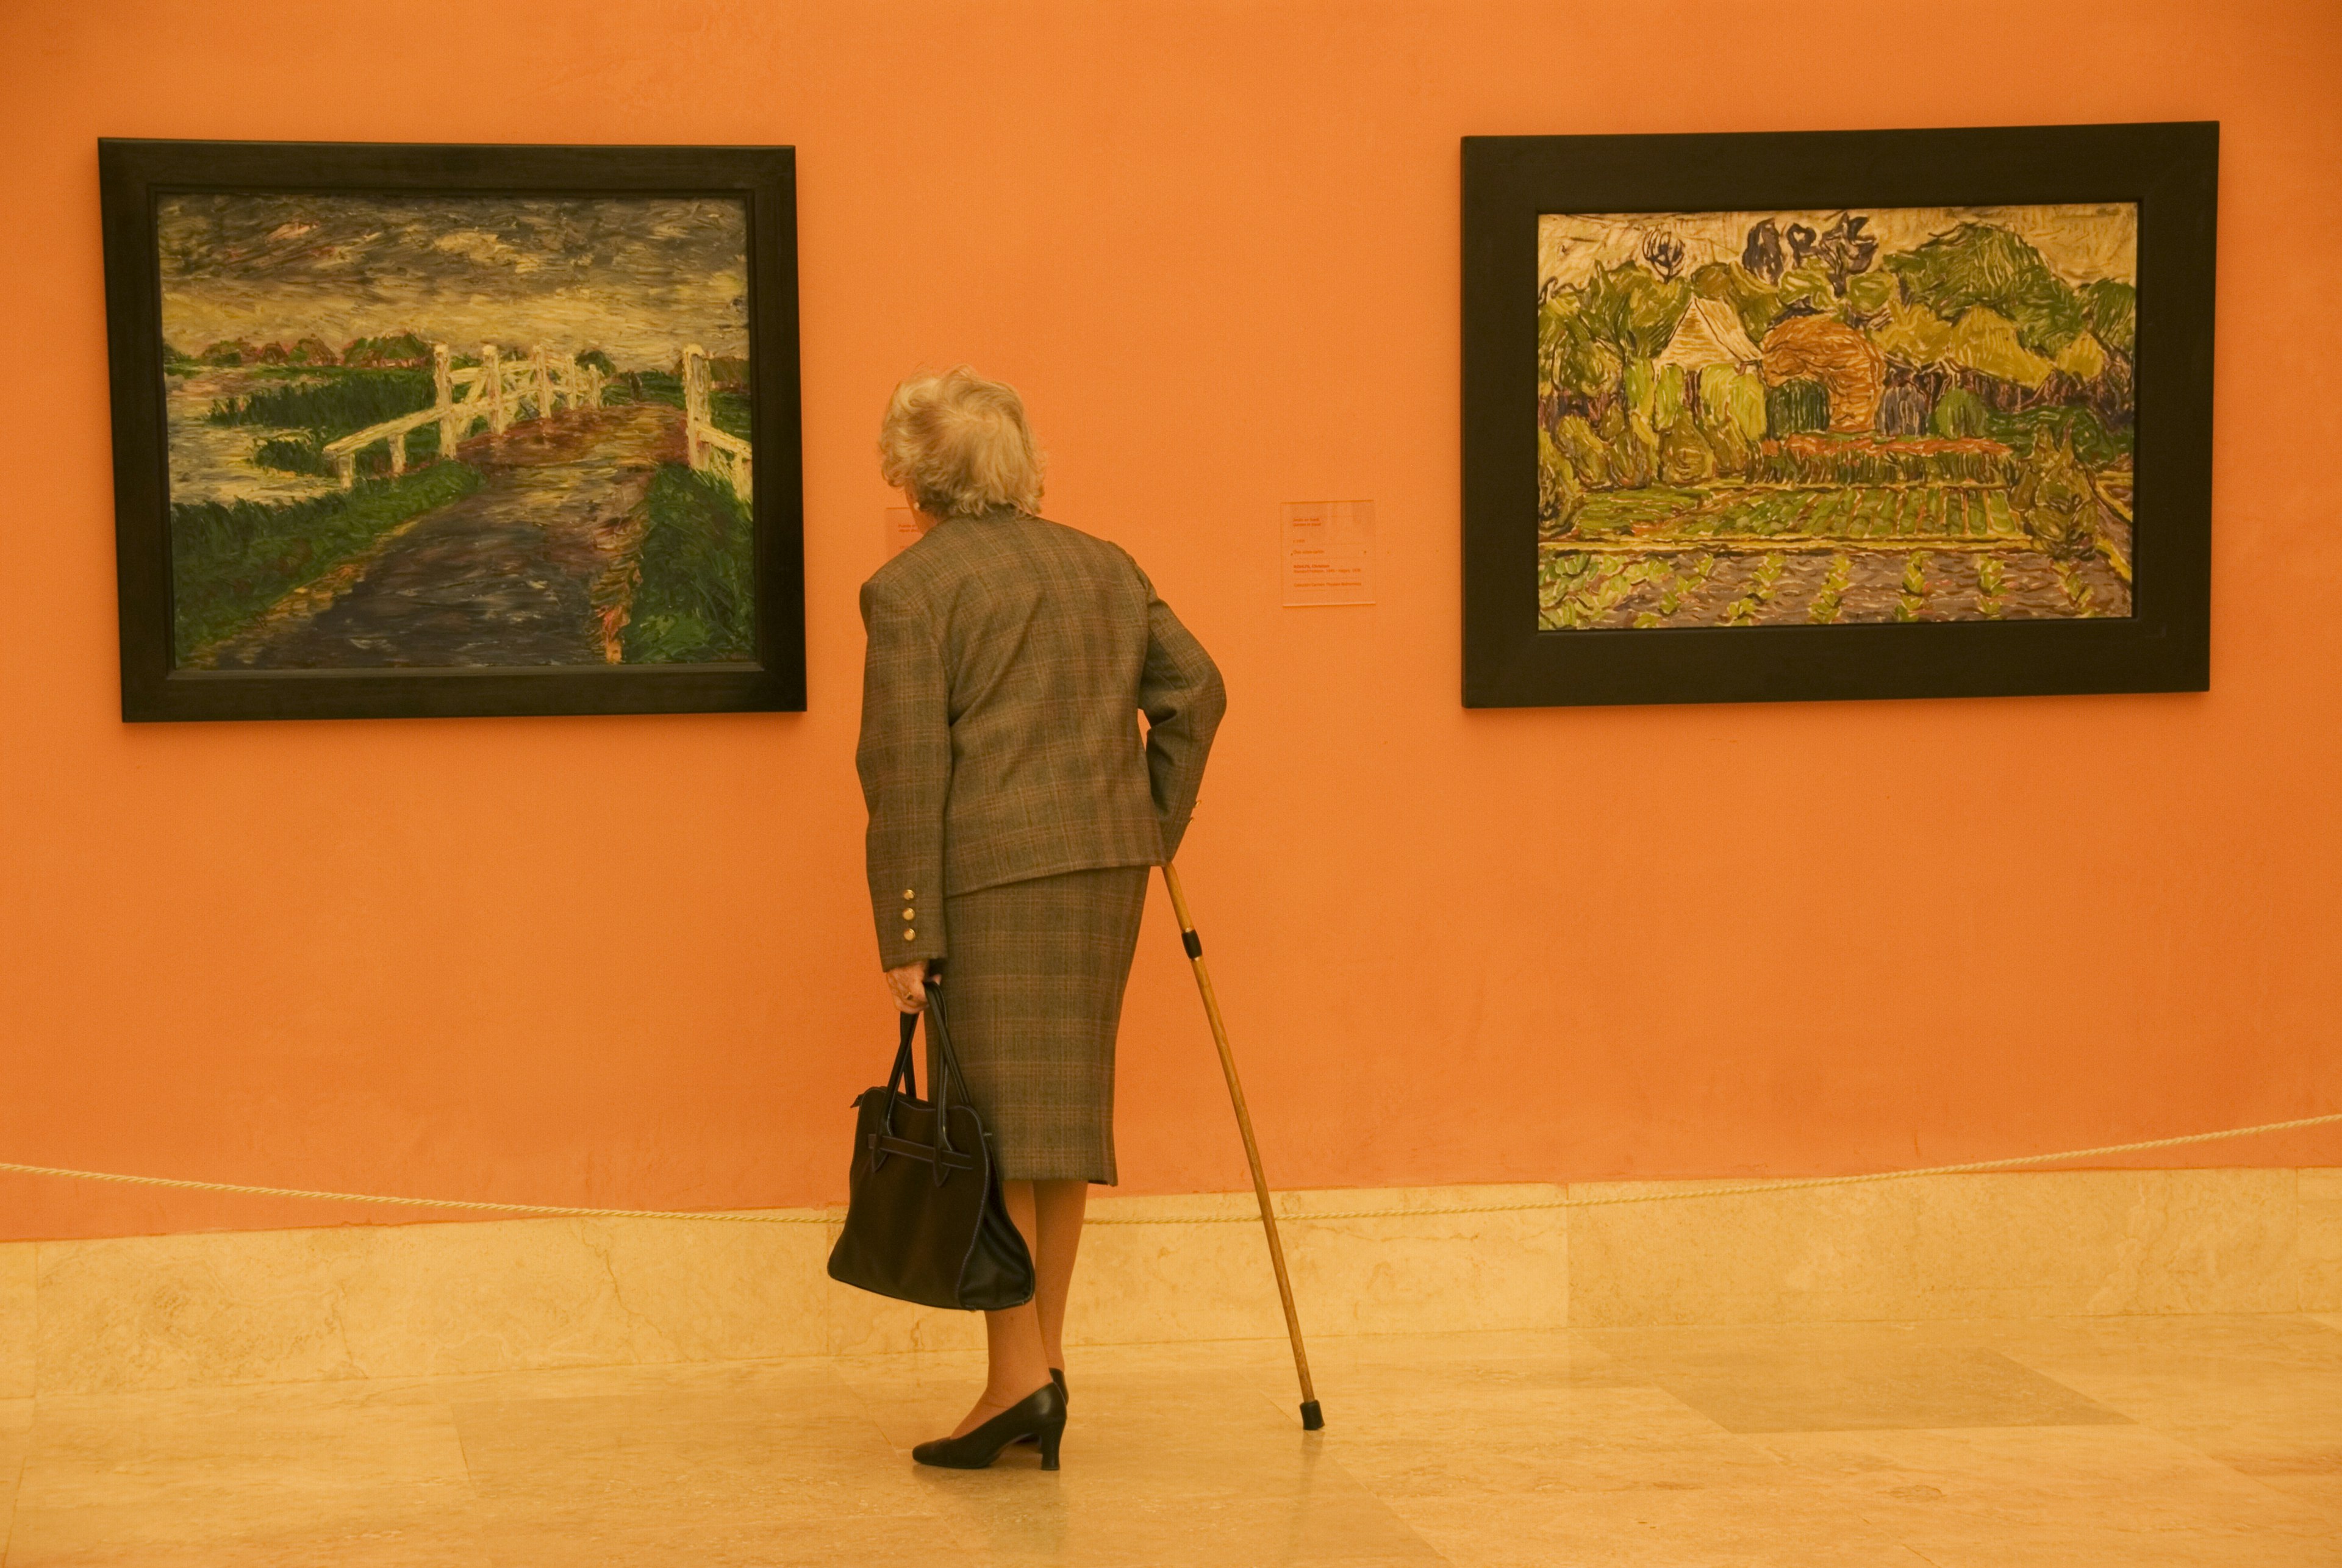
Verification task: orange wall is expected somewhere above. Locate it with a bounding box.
[3,0,2338,1244]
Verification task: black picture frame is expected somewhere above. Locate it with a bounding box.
[1461,122,2216,709]
[100,138,806,721]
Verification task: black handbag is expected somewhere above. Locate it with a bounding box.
[825,981,1036,1311]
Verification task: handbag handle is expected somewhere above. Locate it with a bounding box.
[922,978,978,1180]
[887,1011,919,1100]
[875,1010,919,1149]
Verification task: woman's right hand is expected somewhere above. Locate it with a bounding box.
[884,960,931,1013]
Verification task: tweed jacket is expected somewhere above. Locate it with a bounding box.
[855,509,1225,968]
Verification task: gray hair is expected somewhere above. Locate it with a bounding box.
[877,367,1045,520]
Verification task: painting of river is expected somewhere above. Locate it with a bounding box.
[166,368,345,506]
[158,192,756,669]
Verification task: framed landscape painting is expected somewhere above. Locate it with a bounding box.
[101,138,804,721]
[1461,123,2216,707]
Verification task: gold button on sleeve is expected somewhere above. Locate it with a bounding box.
[903,929,917,941]
[901,889,915,900]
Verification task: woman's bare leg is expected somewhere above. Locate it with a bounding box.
[951,1179,1053,1437]
[1031,1178,1089,1370]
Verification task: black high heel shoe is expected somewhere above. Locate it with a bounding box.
[1014,1368,1067,1445]
[912,1381,1067,1471]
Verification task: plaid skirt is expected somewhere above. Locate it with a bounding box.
[929,864,1150,1184]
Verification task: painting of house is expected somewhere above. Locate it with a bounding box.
[1534,204,2137,630]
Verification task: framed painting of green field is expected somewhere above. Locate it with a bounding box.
[100,138,804,721]
[1461,123,2216,708]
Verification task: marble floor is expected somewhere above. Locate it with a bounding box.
[1,1314,2337,1566]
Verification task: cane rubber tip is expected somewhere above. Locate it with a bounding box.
[1300,1400,1324,1431]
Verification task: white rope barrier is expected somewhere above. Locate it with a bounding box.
[1130,1110,2342,1224]
[4,1111,2335,1227]
[0,1161,820,1223]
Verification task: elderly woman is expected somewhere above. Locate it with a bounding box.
[857,367,1225,1470]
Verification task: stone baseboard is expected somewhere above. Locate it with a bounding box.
[3,1167,2334,1397]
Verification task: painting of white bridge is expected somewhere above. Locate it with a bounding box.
[328,342,750,503]
[189,340,753,670]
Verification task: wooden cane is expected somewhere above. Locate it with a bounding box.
[1159,862,1323,1430]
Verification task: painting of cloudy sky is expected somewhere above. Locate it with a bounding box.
[159,193,747,367]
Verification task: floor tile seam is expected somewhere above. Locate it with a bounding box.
[1384,1491,1924,1552]
[1703,1511,1944,1568]
[1504,1461,2340,1550]
[71,1348,885,1404]
[1592,1376,1753,1439]
[49,1366,506,1410]
[17,1245,34,1432]
[2243,1477,2342,1527]
[467,1506,969,1536]
[2148,1426,2342,1522]
[1747,1419,2240,1450]
[1339,1431,1811,1489]
[432,1358,859,1401]
[444,1392,497,1522]
[1755,1447,2342,1534]
[818,1351,916,1464]
[37,1351,701,1404]
[14,1400,487,1503]
[2255,1479,2342,1527]
[27,1242,37,1413]
[1325,1469,1861,1508]
[0,1439,22,1568]
[1984,1342,2340,1437]
[1752,1423,2332,1507]
[15,1460,494,1507]
[1871,1508,2342,1546]
[1222,1441,1460,1568]
[1706,1408,2141,1437]
[1585,1308,2329,1335]
[467,1513,973,1548]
